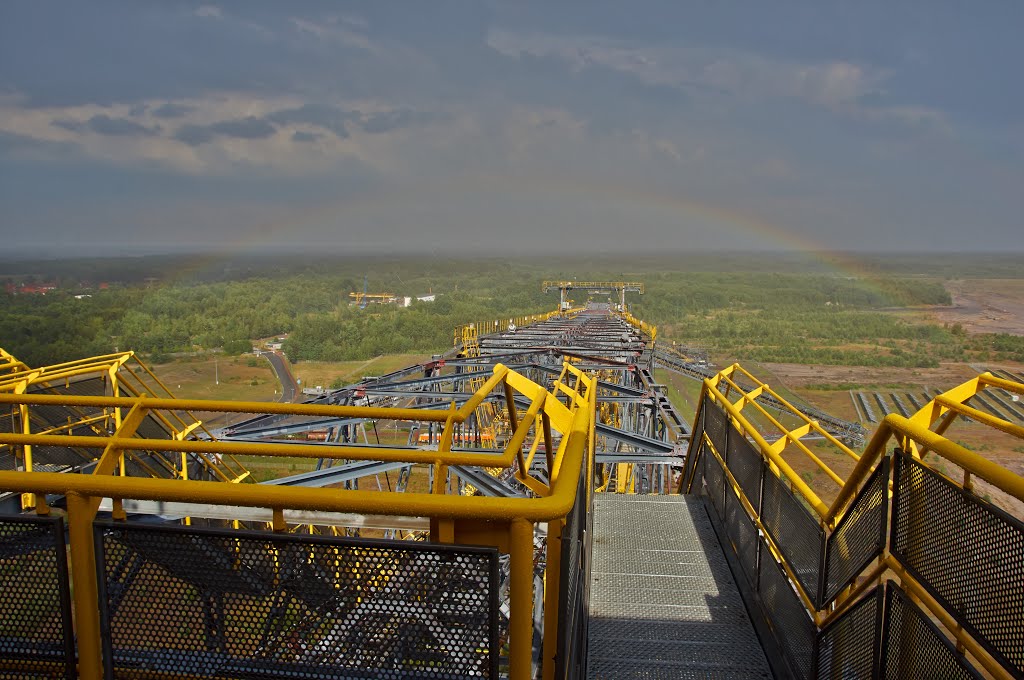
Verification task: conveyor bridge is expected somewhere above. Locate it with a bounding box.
[0,305,1022,679]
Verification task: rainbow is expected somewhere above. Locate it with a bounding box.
[165,171,900,297]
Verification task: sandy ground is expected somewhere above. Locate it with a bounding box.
[929,279,1024,336]
[757,361,985,390]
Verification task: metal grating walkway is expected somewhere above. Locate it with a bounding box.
[588,494,772,679]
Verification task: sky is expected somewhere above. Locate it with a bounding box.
[1,1,1022,257]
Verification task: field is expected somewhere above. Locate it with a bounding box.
[150,355,279,401]
[288,353,432,391]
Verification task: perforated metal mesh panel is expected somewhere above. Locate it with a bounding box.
[682,404,706,489]
[702,396,729,457]
[95,522,499,679]
[881,583,983,680]
[134,413,172,440]
[725,431,762,510]
[816,587,881,680]
[823,457,888,605]
[758,554,816,680]
[761,467,824,607]
[724,482,759,589]
[557,463,592,679]
[703,448,727,517]
[0,515,74,679]
[892,451,1024,677]
[0,444,94,471]
[29,377,107,424]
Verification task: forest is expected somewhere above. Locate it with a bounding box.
[2,253,1022,369]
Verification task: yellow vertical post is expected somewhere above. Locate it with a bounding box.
[180,452,191,526]
[20,402,34,509]
[541,517,564,680]
[509,518,534,680]
[67,492,103,680]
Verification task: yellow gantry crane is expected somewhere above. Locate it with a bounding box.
[348,291,397,306]
[542,280,644,311]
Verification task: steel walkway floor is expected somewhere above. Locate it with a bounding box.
[588,494,772,679]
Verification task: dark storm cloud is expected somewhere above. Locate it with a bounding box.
[1,1,1022,255]
[173,124,215,146]
[87,114,160,136]
[291,130,322,142]
[51,115,159,137]
[152,102,194,119]
[209,116,276,139]
[173,116,276,146]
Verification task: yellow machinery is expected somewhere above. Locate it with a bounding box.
[348,291,397,306]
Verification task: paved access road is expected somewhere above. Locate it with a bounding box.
[262,351,298,402]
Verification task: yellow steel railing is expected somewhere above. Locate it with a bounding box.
[685,365,1024,680]
[452,307,574,349]
[0,351,250,495]
[614,309,657,342]
[0,361,597,680]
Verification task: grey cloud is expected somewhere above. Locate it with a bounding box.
[152,102,194,119]
[0,130,79,156]
[51,115,159,136]
[359,108,440,134]
[268,104,355,138]
[209,116,276,139]
[87,114,160,136]
[52,119,85,133]
[173,116,276,146]
[266,103,443,138]
[173,124,216,146]
[291,130,322,142]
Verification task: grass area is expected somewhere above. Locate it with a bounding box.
[655,369,702,421]
[238,456,319,483]
[290,353,431,390]
[150,355,279,401]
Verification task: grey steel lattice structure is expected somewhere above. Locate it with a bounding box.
[214,306,686,498]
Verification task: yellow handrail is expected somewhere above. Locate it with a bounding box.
[0,360,597,680]
[686,364,1024,680]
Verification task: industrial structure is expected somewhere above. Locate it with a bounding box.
[0,299,1022,679]
[542,281,644,312]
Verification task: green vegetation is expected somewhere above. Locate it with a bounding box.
[631,272,1024,367]
[2,253,1022,369]
[0,258,551,366]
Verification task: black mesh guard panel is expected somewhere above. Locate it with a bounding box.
[0,515,75,679]
[881,582,983,680]
[703,446,727,517]
[892,451,1024,678]
[816,587,882,680]
[726,429,763,511]
[823,457,889,606]
[724,479,760,589]
[94,521,500,679]
[758,550,817,680]
[702,395,729,459]
[761,466,825,608]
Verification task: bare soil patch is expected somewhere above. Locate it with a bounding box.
[757,361,982,391]
[928,279,1024,336]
